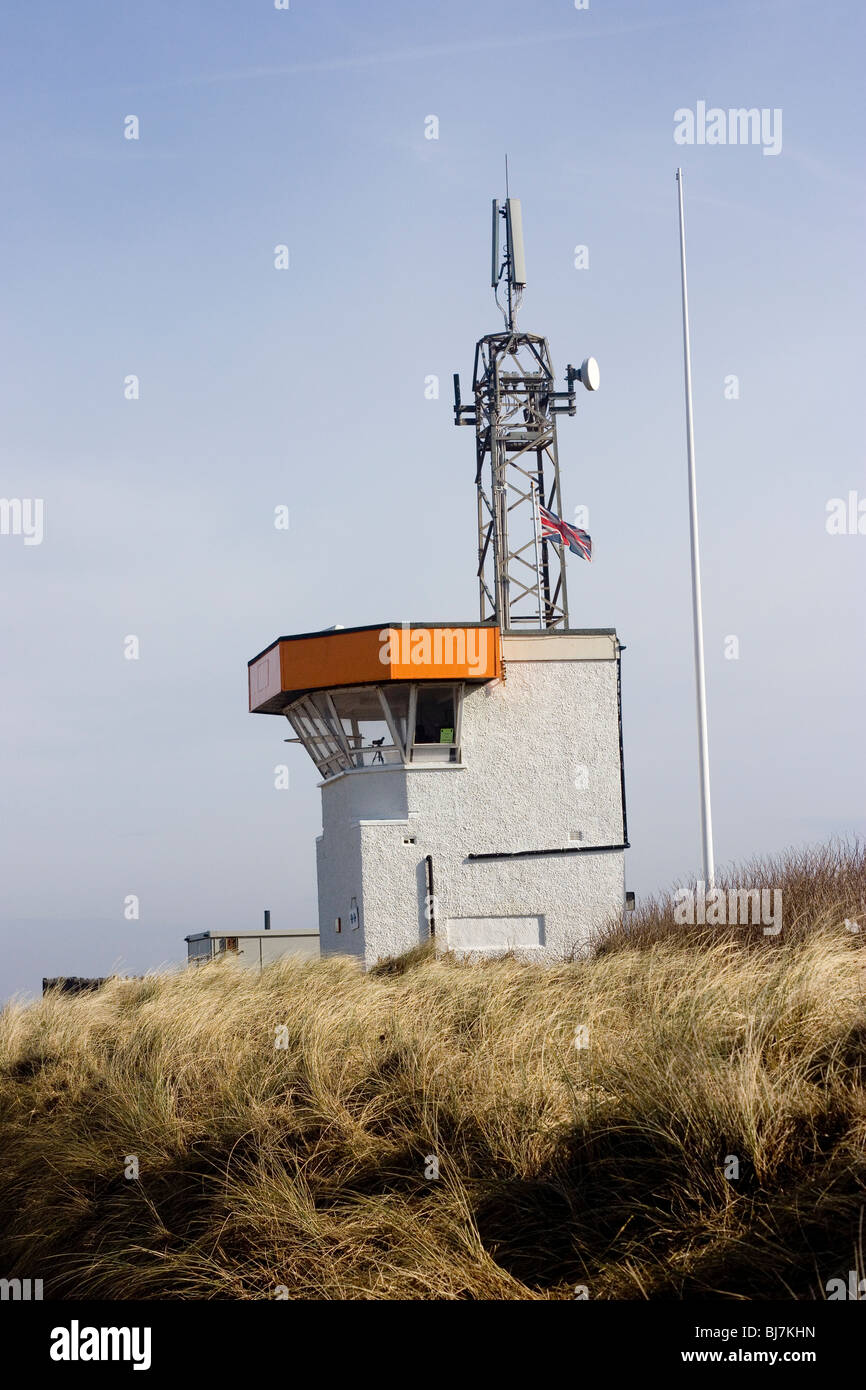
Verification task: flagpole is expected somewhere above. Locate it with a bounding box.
[530,480,545,630]
[676,167,715,889]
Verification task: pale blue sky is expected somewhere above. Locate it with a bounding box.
[1,0,863,998]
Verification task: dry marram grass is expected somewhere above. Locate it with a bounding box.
[1,843,864,1299]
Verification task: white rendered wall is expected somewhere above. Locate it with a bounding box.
[315,636,626,965]
[259,934,320,966]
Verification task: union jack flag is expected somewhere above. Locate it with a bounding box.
[539,504,592,562]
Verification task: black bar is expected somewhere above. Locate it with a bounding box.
[616,642,629,850]
[425,854,436,936]
[466,843,629,862]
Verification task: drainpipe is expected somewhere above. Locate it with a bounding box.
[425,855,436,938]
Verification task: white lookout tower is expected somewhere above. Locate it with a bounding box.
[248,195,629,964]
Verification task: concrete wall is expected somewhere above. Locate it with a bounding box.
[315,636,626,966]
[258,934,319,967]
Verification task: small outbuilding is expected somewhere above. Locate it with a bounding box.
[185,930,319,970]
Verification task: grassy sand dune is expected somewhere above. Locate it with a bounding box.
[1,843,864,1299]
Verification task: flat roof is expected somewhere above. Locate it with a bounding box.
[185,930,319,942]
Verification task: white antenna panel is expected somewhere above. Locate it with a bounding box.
[491,199,500,287]
[505,198,526,288]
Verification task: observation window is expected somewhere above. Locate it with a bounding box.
[284,683,464,779]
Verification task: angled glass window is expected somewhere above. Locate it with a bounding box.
[284,683,463,778]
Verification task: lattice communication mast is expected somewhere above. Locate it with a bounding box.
[453,195,600,631]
